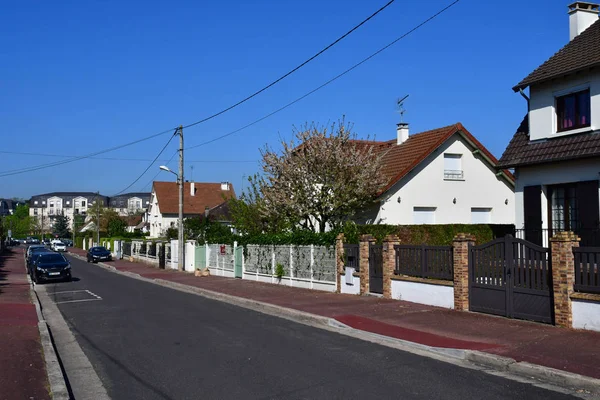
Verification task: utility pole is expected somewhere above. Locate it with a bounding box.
[178,125,185,271]
[96,192,100,246]
[41,207,44,242]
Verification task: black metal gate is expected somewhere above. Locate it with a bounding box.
[343,244,360,271]
[122,242,132,257]
[369,243,383,294]
[158,244,166,269]
[469,235,553,324]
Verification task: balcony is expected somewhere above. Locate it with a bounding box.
[444,170,464,180]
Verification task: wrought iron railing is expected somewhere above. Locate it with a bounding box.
[444,170,464,180]
[343,244,360,272]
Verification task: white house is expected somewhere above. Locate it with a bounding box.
[357,122,515,225]
[499,2,600,247]
[108,192,151,216]
[147,181,236,238]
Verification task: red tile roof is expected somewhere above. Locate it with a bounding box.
[374,123,514,195]
[514,18,600,91]
[152,181,236,215]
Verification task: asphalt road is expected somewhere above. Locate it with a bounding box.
[40,254,577,400]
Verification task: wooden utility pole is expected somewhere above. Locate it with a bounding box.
[96,192,100,246]
[178,125,185,271]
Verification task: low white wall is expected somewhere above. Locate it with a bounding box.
[573,300,600,332]
[340,267,360,295]
[391,279,454,309]
[241,272,336,292]
[210,267,235,278]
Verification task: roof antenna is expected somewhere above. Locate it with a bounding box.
[190,165,194,182]
[397,94,409,123]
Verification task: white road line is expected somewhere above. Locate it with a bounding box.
[52,290,90,294]
[85,290,102,299]
[54,299,103,305]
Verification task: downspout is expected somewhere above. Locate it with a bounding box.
[519,88,530,111]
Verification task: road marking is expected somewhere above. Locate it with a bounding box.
[52,290,91,295]
[54,298,103,305]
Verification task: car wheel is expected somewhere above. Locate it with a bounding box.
[93,259,98,263]
[65,275,72,282]
[87,257,90,263]
[33,273,39,284]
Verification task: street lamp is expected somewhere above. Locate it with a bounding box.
[158,164,184,271]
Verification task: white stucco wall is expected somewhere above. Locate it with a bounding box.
[374,135,514,225]
[529,70,600,141]
[391,279,454,309]
[572,300,600,332]
[340,267,360,295]
[514,159,600,232]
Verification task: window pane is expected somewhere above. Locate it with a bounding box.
[568,187,578,230]
[577,91,591,126]
[552,188,565,231]
[444,154,462,171]
[413,207,436,224]
[471,208,492,224]
[559,95,576,130]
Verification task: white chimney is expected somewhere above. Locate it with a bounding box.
[569,2,599,40]
[396,122,409,145]
[190,181,195,196]
[220,182,230,191]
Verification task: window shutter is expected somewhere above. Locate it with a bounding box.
[523,185,542,245]
[576,180,599,246]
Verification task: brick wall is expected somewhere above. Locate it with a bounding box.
[383,235,399,299]
[550,231,580,328]
[359,235,373,295]
[335,233,344,294]
[452,233,475,311]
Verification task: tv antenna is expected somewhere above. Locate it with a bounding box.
[190,165,194,181]
[397,94,409,123]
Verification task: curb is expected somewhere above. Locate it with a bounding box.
[72,253,600,395]
[27,272,70,400]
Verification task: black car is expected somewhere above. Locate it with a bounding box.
[26,245,49,263]
[87,246,112,263]
[32,253,71,283]
[27,250,54,276]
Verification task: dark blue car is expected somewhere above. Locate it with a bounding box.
[87,246,112,263]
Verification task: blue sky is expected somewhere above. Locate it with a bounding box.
[1,0,569,199]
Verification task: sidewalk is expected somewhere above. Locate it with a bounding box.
[71,248,600,381]
[0,247,50,400]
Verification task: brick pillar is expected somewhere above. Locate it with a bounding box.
[359,235,373,295]
[335,233,345,294]
[383,235,400,299]
[452,233,475,311]
[550,231,580,328]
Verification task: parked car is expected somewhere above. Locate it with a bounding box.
[61,239,73,247]
[27,250,54,276]
[87,246,112,263]
[31,253,71,283]
[52,241,67,252]
[26,245,47,261]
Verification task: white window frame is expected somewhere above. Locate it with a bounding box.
[413,207,436,224]
[471,208,492,224]
[444,153,463,180]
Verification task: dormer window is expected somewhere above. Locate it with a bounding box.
[556,89,590,132]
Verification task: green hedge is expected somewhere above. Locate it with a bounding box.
[341,224,515,245]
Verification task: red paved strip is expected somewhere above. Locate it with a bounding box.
[0,303,39,326]
[334,314,500,350]
[0,247,50,400]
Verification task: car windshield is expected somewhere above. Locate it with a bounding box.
[31,246,47,252]
[38,254,67,264]
[55,242,64,245]
[92,247,108,252]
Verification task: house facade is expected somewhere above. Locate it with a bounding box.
[357,122,515,226]
[499,2,600,247]
[147,181,235,238]
[108,192,151,216]
[0,198,24,216]
[29,192,108,232]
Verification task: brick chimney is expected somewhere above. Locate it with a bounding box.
[396,122,409,145]
[190,181,196,197]
[569,2,599,40]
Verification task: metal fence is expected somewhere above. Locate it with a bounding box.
[122,242,131,257]
[394,244,453,281]
[573,247,600,294]
[516,228,600,248]
[343,244,360,272]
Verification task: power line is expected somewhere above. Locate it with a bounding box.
[185,0,460,152]
[0,150,256,163]
[0,128,174,177]
[0,2,395,179]
[139,150,178,192]
[111,129,178,196]
[181,0,396,129]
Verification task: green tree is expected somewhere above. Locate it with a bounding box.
[107,218,127,237]
[52,212,71,238]
[184,215,234,244]
[5,205,34,237]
